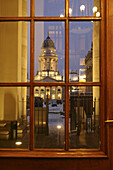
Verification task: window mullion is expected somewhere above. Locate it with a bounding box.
[65,0,69,151]
[30,18,35,150]
[31,0,35,17]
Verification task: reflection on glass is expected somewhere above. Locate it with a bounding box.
[35,0,65,16]
[35,22,65,82]
[70,0,100,17]
[0,87,30,149]
[0,0,30,17]
[0,22,30,82]
[34,86,65,149]
[69,22,100,82]
[69,86,100,149]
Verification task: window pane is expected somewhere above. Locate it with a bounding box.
[0,0,30,17]
[70,0,100,17]
[0,22,30,82]
[0,87,30,149]
[35,22,65,82]
[69,86,100,149]
[35,0,65,17]
[69,22,100,82]
[34,86,65,149]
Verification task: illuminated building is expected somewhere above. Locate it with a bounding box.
[34,33,62,100]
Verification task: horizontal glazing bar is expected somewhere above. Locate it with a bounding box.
[0,17,101,22]
[0,82,101,87]
[68,82,101,86]
[33,82,66,86]
[69,17,101,21]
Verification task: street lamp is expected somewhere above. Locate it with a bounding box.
[15,141,22,145]
[57,125,61,129]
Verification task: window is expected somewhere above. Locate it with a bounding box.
[0,0,104,156]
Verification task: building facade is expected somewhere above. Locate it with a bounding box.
[34,33,63,100]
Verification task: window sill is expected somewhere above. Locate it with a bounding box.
[0,150,108,159]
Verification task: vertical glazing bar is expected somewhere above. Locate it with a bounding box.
[31,0,35,17]
[30,85,34,150]
[65,85,69,151]
[30,0,35,150]
[30,20,35,83]
[30,20,35,150]
[65,0,69,151]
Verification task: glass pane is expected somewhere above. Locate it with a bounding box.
[0,22,30,82]
[70,0,100,17]
[34,86,65,149]
[0,0,30,17]
[69,86,100,149]
[35,0,65,17]
[0,87,30,149]
[69,22,100,82]
[35,22,65,82]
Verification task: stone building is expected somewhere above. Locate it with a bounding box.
[34,33,63,101]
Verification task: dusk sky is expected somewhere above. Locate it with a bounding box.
[27,0,100,79]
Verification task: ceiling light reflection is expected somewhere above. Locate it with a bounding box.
[80,5,85,11]
[96,12,100,17]
[92,6,97,13]
[69,8,72,15]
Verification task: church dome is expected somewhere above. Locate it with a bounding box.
[42,34,56,49]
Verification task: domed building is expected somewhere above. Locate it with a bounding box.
[34,33,63,100]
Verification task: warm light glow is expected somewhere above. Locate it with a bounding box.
[52,94,55,99]
[60,14,64,17]
[15,141,22,145]
[96,12,100,17]
[57,125,61,129]
[58,94,61,97]
[80,75,86,79]
[72,77,78,81]
[80,5,85,11]
[43,122,46,125]
[41,94,44,99]
[72,89,76,92]
[69,8,72,15]
[92,6,97,13]
[56,76,62,80]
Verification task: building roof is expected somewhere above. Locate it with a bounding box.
[41,33,56,49]
[35,76,62,82]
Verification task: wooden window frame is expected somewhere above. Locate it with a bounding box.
[0,0,108,158]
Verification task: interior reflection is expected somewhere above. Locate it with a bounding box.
[0,87,30,148]
[34,86,65,149]
[69,86,100,149]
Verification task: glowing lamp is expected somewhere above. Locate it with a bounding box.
[80,5,85,11]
